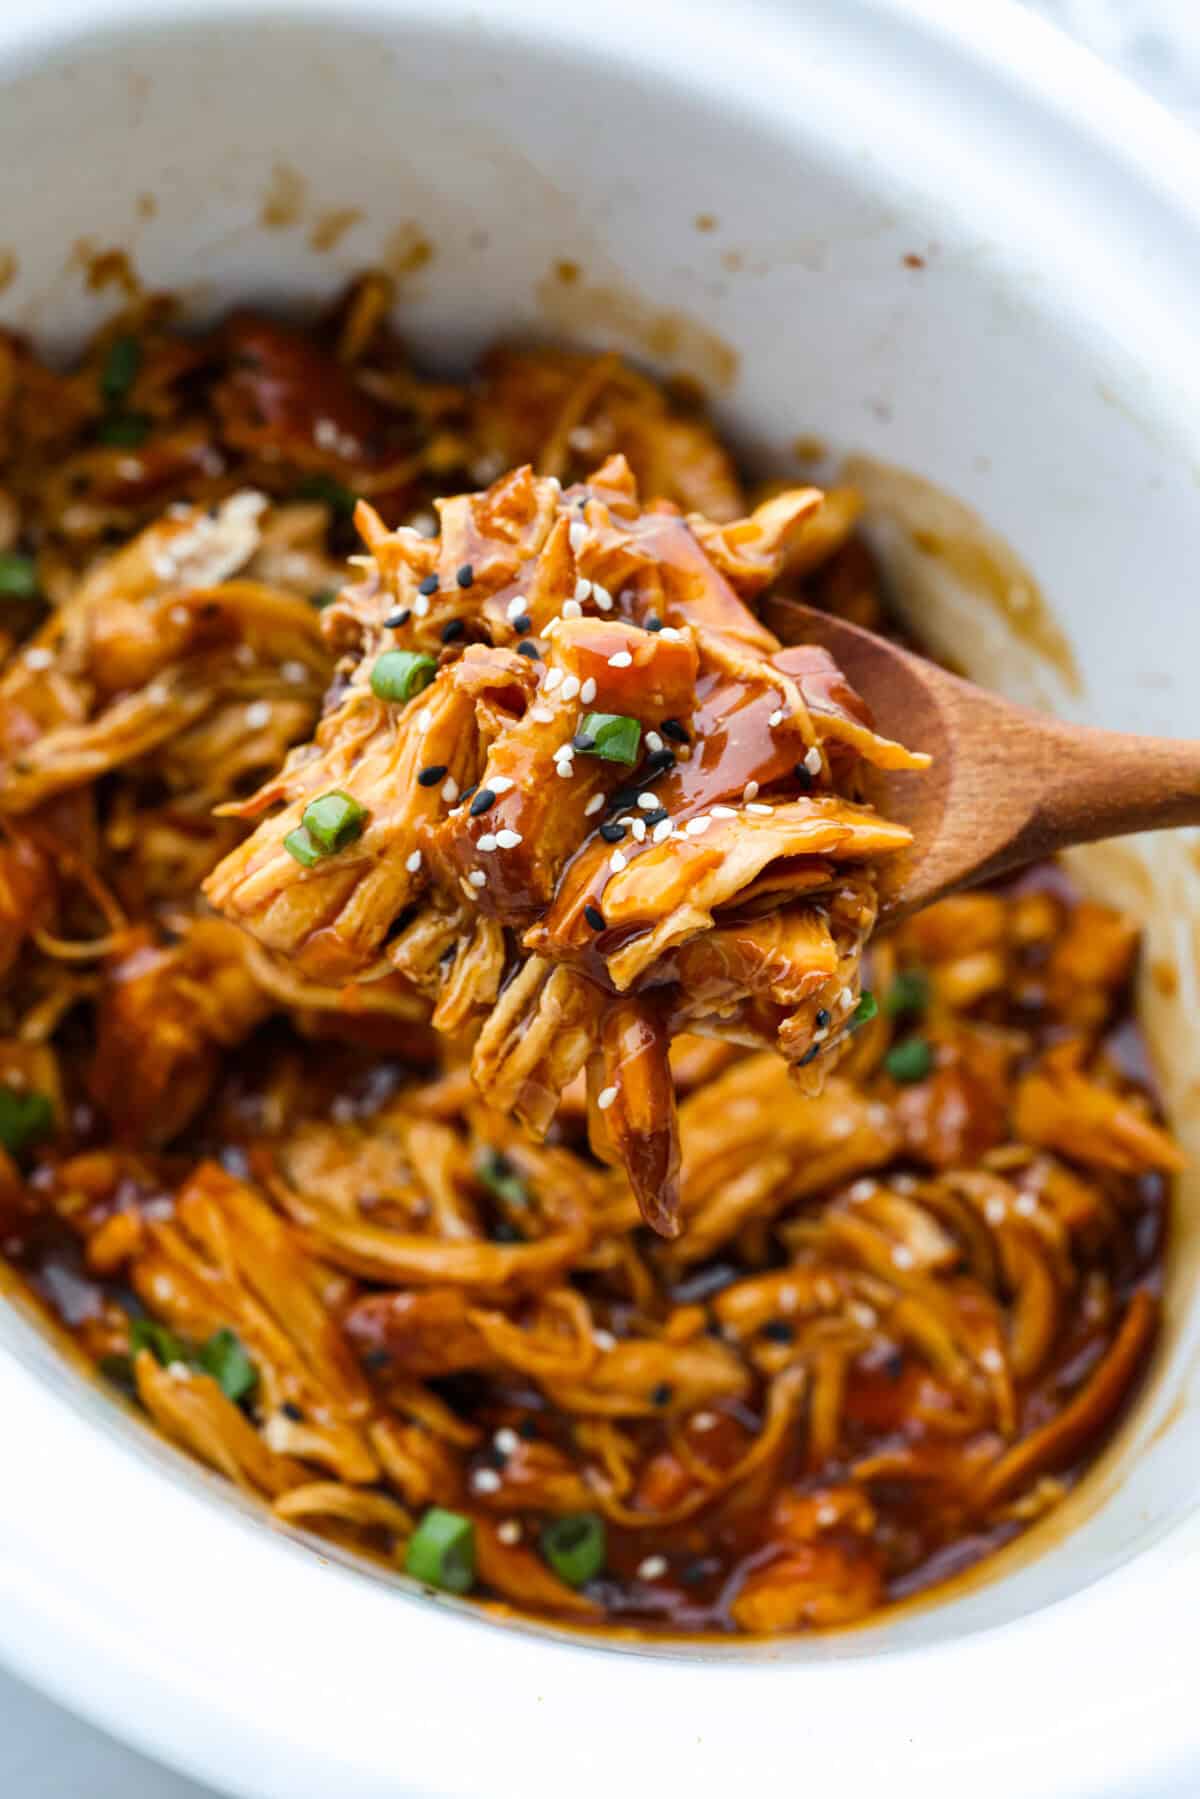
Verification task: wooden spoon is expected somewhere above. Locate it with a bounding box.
[766,596,1200,923]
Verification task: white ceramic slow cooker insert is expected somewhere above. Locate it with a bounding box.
[0,2,1199,1794]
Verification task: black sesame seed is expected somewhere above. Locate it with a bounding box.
[470,788,498,817]
[281,1401,304,1420]
[650,1382,674,1408]
[418,574,439,596]
[584,904,606,931]
[815,1008,830,1029]
[384,608,411,629]
[883,1349,906,1381]
[516,640,541,660]
[599,820,626,843]
[793,762,813,790]
[456,563,474,589]
[609,786,639,813]
[417,764,448,787]
[644,748,676,775]
[762,1319,794,1344]
[645,614,664,632]
[519,1417,539,1439]
[660,718,688,744]
[512,613,532,633]
[680,1558,718,1586]
[572,732,596,753]
[641,806,669,826]
[441,618,466,643]
[798,1043,820,1067]
[363,1347,392,1370]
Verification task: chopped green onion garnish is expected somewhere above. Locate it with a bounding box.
[850,990,878,1030]
[883,1038,934,1083]
[885,968,931,1018]
[283,825,322,867]
[310,587,339,609]
[297,473,357,518]
[577,712,641,766]
[371,650,438,704]
[98,1353,138,1398]
[405,1507,476,1594]
[541,1512,606,1587]
[129,1317,190,1368]
[96,412,150,448]
[0,552,38,598]
[301,789,368,854]
[195,1327,258,1402]
[0,1087,54,1159]
[475,1148,529,1209]
[100,334,142,405]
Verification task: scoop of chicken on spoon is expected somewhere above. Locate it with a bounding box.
[767,595,1200,922]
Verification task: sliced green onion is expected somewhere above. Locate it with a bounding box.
[98,1353,138,1398]
[195,1328,258,1402]
[475,1148,529,1209]
[850,990,878,1030]
[885,968,931,1018]
[0,552,39,598]
[310,587,339,609]
[301,789,368,854]
[0,1087,54,1159]
[541,1512,606,1587]
[577,712,641,766]
[883,1038,934,1083]
[100,334,142,405]
[371,650,438,704]
[129,1317,190,1368]
[96,412,150,448]
[405,1507,476,1594]
[296,473,357,519]
[283,824,322,867]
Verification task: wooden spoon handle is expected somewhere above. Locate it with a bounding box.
[1007,717,1200,858]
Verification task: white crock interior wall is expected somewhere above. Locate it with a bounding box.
[2,6,1199,1655]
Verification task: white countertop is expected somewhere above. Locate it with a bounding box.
[0,1,1195,1791]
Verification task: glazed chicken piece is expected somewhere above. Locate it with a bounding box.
[206,455,925,1234]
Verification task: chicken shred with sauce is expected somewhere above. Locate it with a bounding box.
[0,273,1174,1638]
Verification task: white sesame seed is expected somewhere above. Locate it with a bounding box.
[506,594,528,620]
[560,674,580,701]
[494,1427,520,1456]
[562,598,582,619]
[417,708,432,731]
[414,594,430,617]
[636,792,659,811]
[804,745,823,776]
[580,677,597,704]
[659,626,683,641]
[816,1503,839,1528]
[243,699,272,730]
[477,833,498,852]
[892,1244,915,1270]
[631,818,647,842]
[985,1196,1006,1227]
[442,777,459,803]
[584,793,605,816]
[497,1519,522,1545]
[711,805,737,819]
[610,850,627,872]
[637,1555,668,1581]
[592,1328,617,1352]
[596,1085,618,1111]
[574,577,592,603]
[592,583,613,612]
[282,660,309,685]
[645,731,663,753]
[691,1411,718,1433]
[496,829,522,848]
[544,667,563,693]
[607,650,633,668]
[531,705,555,724]
[547,475,562,493]
[23,647,53,671]
[1015,1193,1038,1218]
[746,802,772,816]
[556,762,574,778]
[743,780,759,801]
[489,775,514,795]
[405,850,422,873]
[569,520,587,554]
[768,708,784,727]
[652,819,672,843]
[471,1467,502,1493]
[685,815,711,835]
[169,604,191,627]
[468,869,487,888]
